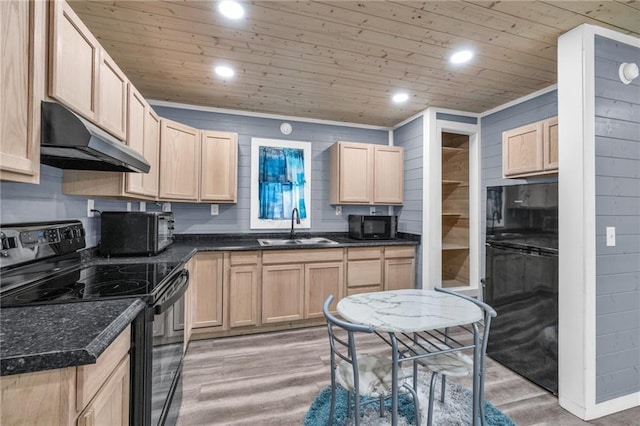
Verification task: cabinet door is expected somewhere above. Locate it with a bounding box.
[49,0,99,122]
[143,107,160,197]
[77,356,129,426]
[384,258,415,291]
[337,142,373,204]
[543,117,559,171]
[304,262,344,319]
[0,0,45,183]
[262,264,304,324]
[347,259,382,288]
[200,131,238,202]
[97,50,127,140]
[374,145,404,204]
[502,121,543,177]
[159,119,199,200]
[125,85,146,196]
[229,265,259,328]
[192,252,224,328]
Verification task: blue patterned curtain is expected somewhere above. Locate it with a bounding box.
[258,147,307,219]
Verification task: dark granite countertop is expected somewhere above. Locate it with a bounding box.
[87,232,420,267]
[0,298,145,376]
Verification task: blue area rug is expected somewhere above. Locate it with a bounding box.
[304,374,516,426]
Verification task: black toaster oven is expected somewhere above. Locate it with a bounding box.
[100,211,175,255]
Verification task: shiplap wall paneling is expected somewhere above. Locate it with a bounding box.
[593,35,640,404]
[153,106,388,234]
[393,116,424,288]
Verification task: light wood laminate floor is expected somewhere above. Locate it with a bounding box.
[176,327,640,425]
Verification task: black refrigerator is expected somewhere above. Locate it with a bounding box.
[484,182,558,394]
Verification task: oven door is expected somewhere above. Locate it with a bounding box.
[151,269,189,426]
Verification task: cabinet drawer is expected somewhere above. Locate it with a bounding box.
[384,246,415,259]
[230,251,258,265]
[347,285,381,296]
[347,259,382,287]
[262,248,343,264]
[76,327,130,409]
[347,247,382,260]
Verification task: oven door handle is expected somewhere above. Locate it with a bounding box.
[154,270,189,315]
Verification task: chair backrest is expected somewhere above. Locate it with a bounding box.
[434,287,497,357]
[322,295,373,373]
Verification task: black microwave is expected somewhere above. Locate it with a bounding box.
[100,211,175,255]
[348,215,397,240]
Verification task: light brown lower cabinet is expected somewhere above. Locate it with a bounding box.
[304,262,344,319]
[384,247,416,291]
[187,245,415,338]
[228,252,259,328]
[262,264,305,324]
[0,327,131,426]
[346,247,383,293]
[190,252,224,329]
[77,356,129,426]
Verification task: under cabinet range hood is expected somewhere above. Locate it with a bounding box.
[40,102,150,173]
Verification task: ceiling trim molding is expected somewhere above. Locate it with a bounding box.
[148,99,391,131]
[479,84,558,118]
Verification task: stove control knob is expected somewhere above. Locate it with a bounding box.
[62,228,73,240]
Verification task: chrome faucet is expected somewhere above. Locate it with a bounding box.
[290,207,300,240]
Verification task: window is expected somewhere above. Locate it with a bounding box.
[250,138,312,229]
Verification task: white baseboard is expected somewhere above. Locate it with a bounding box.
[560,391,640,420]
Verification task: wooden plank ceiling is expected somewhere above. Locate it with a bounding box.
[69,1,640,127]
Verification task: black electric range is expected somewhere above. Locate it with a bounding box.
[1,260,183,307]
[0,220,188,426]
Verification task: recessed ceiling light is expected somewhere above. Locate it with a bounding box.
[218,1,244,19]
[450,50,474,64]
[214,65,235,78]
[392,92,409,103]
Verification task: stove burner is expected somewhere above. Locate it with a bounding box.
[14,287,75,302]
[79,279,151,297]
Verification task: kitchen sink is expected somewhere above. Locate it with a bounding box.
[257,237,339,247]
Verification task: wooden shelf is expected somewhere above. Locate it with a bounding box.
[442,147,465,159]
[442,180,463,185]
[442,243,469,251]
[442,212,463,217]
[442,279,469,288]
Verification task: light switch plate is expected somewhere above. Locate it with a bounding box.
[210,204,219,215]
[606,226,616,246]
[87,199,94,218]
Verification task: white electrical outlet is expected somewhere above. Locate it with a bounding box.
[370,206,376,215]
[162,202,171,212]
[335,206,342,216]
[126,202,132,212]
[139,202,146,212]
[210,204,219,215]
[87,199,95,217]
[606,226,616,247]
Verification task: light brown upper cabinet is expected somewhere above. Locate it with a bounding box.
[50,0,128,141]
[543,117,559,171]
[329,141,403,205]
[49,0,100,123]
[502,116,558,178]
[0,0,46,184]
[96,50,127,140]
[159,119,200,201]
[200,131,238,203]
[126,86,159,198]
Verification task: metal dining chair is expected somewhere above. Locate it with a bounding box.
[414,287,497,426]
[323,295,420,425]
